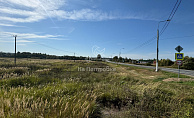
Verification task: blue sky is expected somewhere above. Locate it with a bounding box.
[0,0,194,60]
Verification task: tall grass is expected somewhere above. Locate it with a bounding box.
[0,58,193,117]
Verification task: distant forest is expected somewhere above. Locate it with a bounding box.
[0,52,86,60]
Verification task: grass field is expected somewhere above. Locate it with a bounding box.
[0,58,194,118]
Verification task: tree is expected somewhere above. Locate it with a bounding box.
[97,54,101,59]
[159,59,174,66]
[128,58,132,63]
[124,57,129,62]
[0,51,87,60]
[182,56,194,70]
[119,57,123,62]
[113,56,118,62]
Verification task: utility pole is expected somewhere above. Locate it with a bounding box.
[156,29,159,72]
[74,53,75,62]
[119,48,124,63]
[156,20,170,72]
[13,35,17,66]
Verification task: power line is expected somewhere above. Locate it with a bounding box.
[123,0,182,54]
[24,39,79,55]
[159,0,179,35]
[122,36,156,54]
[161,34,194,40]
[160,0,182,35]
[123,34,193,55]
[131,36,156,52]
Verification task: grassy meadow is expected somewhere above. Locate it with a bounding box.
[0,58,194,118]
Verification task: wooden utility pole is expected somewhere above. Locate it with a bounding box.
[74,53,75,62]
[13,35,17,66]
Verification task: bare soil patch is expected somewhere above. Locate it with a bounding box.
[163,78,194,82]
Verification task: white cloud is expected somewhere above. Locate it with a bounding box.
[0,0,65,22]
[0,23,23,27]
[0,0,159,23]
[0,7,37,16]
[3,0,65,9]
[57,9,114,21]
[17,44,26,46]
[0,39,34,43]
[17,40,34,43]
[0,31,65,40]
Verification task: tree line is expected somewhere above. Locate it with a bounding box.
[0,52,86,60]
[158,56,194,70]
[112,56,194,70]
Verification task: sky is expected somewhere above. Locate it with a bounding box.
[0,0,194,60]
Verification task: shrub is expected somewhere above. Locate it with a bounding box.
[182,62,194,70]
[145,63,152,66]
[159,59,174,66]
[13,68,26,75]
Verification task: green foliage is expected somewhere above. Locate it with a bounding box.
[113,56,118,62]
[97,54,101,59]
[13,68,27,75]
[177,81,194,86]
[0,51,86,60]
[0,76,60,88]
[182,56,194,70]
[153,77,165,82]
[118,57,124,62]
[161,71,190,78]
[145,63,152,66]
[159,58,174,66]
[138,88,174,117]
[124,57,129,62]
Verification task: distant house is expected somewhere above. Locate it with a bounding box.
[88,57,111,61]
[138,60,154,64]
[132,60,138,64]
[90,57,97,61]
[90,57,103,61]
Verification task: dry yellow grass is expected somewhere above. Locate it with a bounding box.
[0,58,193,117]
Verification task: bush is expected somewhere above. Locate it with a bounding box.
[182,62,194,70]
[13,69,26,75]
[145,63,152,66]
[139,88,176,117]
[1,76,59,88]
[177,56,194,70]
[159,59,174,66]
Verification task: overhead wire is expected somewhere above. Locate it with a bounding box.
[123,36,157,54]
[23,38,78,55]
[161,34,194,40]
[159,0,179,35]
[27,0,77,55]
[123,0,182,54]
[160,0,182,35]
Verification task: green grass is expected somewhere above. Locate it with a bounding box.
[0,58,193,117]
[175,81,194,86]
[161,71,192,78]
